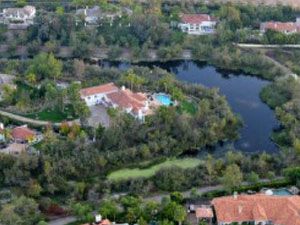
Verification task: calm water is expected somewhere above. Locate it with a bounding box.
[100,60,279,153]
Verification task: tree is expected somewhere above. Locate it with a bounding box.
[0,196,42,225]
[173,204,186,225]
[170,192,184,204]
[99,200,119,221]
[72,202,93,222]
[74,59,85,79]
[247,171,259,185]
[67,82,90,118]
[26,53,62,81]
[158,74,174,93]
[222,164,243,193]
[284,167,300,185]
[121,69,146,90]
[26,73,37,85]
[2,84,16,105]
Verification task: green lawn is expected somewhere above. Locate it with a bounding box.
[177,100,197,115]
[25,105,76,123]
[108,158,202,181]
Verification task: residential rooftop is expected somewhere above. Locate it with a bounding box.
[180,14,217,24]
[212,194,300,225]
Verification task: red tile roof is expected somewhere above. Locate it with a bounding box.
[212,194,300,225]
[80,83,119,97]
[12,126,36,141]
[107,89,147,114]
[181,14,216,24]
[99,219,111,225]
[262,22,299,33]
[196,207,213,218]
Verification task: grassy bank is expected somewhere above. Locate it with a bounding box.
[108,158,203,181]
[25,105,76,123]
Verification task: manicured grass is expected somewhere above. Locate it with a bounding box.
[108,158,202,181]
[177,100,197,115]
[25,106,76,122]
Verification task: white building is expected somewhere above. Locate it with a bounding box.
[80,82,119,107]
[0,6,36,28]
[80,83,150,121]
[76,6,121,26]
[178,14,217,35]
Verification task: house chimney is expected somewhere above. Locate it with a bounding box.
[84,6,88,16]
[233,191,238,200]
[95,214,102,223]
[121,86,126,91]
[0,123,4,130]
[238,205,243,214]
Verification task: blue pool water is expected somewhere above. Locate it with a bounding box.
[272,188,292,196]
[155,94,173,106]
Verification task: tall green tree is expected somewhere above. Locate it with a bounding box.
[222,164,243,193]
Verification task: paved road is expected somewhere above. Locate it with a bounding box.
[236,43,300,49]
[145,178,283,202]
[48,178,284,225]
[48,216,76,225]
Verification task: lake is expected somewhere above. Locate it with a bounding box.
[100,60,279,153]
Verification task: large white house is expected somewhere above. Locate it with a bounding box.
[80,83,150,121]
[0,6,36,29]
[80,82,119,106]
[178,14,217,35]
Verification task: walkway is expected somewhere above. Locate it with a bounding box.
[0,109,77,127]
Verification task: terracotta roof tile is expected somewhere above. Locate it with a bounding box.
[196,207,213,218]
[212,194,300,225]
[80,83,119,97]
[262,21,299,33]
[99,219,111,225]
[107,89,147,114]
[181,14,216,24]
[12,126,36,141]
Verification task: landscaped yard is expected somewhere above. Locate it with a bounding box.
[25,105,76,123]
[177,100,197,115]
[108,158,203,181]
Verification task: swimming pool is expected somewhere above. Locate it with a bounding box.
[154,93,173,106]
[272,188,292,196]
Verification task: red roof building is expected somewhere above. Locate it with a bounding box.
[12,125,36,143]
[212,194,300,225]
[195,206,213,224]
[178,14,217,35]
[181,14,216,24]
[80,83,119,98]
[261,21,299,34]
[107,88,148,118]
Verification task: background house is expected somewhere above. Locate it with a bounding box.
[76,6,121,26]
[260,18,300,34]
[0,6,36,29]
[178,14,217,35]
